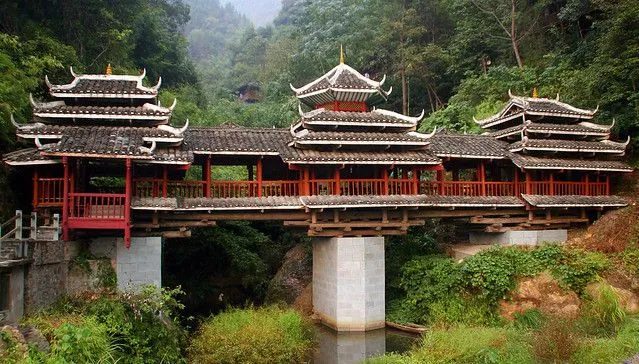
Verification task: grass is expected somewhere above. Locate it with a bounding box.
[187,305,314,364]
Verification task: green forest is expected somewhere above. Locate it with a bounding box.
[2,0,639,363]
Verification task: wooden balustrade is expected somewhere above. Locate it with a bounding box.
[35,178,65,207]
[69,193,126,219]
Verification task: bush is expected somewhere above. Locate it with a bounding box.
[578,283,627,336]
[572,318,639,363]
[188,306,314,364]
[512,309,545,331]
[371,326,534,364]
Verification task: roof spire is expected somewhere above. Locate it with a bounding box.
[532,87,539,98]
[340,45,344,64]
[106,63,112,75]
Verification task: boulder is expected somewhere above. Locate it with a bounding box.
[265,244,312,306]
[500,272,581,320]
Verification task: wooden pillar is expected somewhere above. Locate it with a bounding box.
[549,172,555,196]
[124,159,132,248]
[301,167,310,196]
[525,171,531,195]
[514,169,520,196]
[412,168,419,195]
[62,157,69,241]
[584,174,590,196]
[333,166,341,196]
[382,168,389,195]
[479,161,486,196]
[204,156,211,198]
[32,169,39,210]
[437,169,445,195]
[256,158,263,197]
[162,165,168,198]
[605,175,610,195]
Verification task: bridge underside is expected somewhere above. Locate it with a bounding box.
[129,194,611,238]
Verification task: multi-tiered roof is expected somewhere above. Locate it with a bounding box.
[475,90,631,172]
[5,67,192,166]
[287,60,439,165]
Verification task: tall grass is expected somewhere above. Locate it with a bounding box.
[188,306,314,364]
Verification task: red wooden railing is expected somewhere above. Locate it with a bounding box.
[35,178,65,207]
[132,178,614,200]
[69,193,126,219]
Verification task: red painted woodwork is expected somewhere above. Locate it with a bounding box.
[204,156,211,198]
[316,101,368,112]
[124,159,132,247]
[162,166,168,198]
[33,177,65,208]
[256,159,263,197]
[62,157,69,241]
[68,193,126,222]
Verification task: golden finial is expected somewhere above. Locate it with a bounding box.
[532,87,539,98]
[106,63,113,75]
[340,45,344,64]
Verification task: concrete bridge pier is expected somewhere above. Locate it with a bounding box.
[312,236,385,332]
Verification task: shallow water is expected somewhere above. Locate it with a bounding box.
[313,325,421,363]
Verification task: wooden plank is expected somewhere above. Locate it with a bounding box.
[471,217,588,225]
[310,220,424,229]
[159,212,309,221]
[308,229,406,237]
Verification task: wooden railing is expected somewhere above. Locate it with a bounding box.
[34,178,65,207]
[128,178,611,200]
[69,193,126,220]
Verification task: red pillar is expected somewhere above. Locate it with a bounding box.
[124,159,132,248]
[32,169,39,210]
[301,167,310,196]
[585,174,590,196]
[479,161,486,196]
[382,168,389,195]
[62,157,69,241]
[549,173,555,195]
[437,169,445,195]
[514,169,520,196]
[412,168,419,195]
[333,166,341,196]
[162,165,168,198]
[525,171,532,195]
[606,175,610,195]
[257,158,263,197]
[204,156,211,198]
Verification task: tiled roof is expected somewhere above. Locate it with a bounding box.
[34,126,175,159]
[184,127,289,154]
[150,148,193,164]
[33,104,171,121]
[2,148,60,166]
[509,154,633,172]
[509,139,627,153]
[16,124,176,139]
[300,195,524,208]
[293,64,385,96]
[522,194,628,208]
[299,108,421,129]
[54,79,154,95]
[488,122,612,139]
[131,196,302,210]
[475,93,597,128]
[279,148,440,164]
[294,131,429,144]
[427,131,508,159]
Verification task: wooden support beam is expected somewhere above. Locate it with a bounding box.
[204,156,211,198]
[162,165,168,198]
[334,167,341,196]
[309,220,424,229]
[124,158,132,248]
[471,216,588,225]
[479,161,486,196]
[163,230,192,239]
[32,169,38,210]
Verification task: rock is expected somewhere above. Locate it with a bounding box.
[20,325,49,353]
[500,272,581,320]
[0,325,28,357]
[265,244,312,306]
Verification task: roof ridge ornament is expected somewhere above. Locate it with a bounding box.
[106,63,113,75]
[169,98,177,111]
[532,87,539,98]
[340,44,344,65]
[140,68,146,79]
[34,136,43,149]
[29,93,38,108]
[139,141,157,155]
[151,77,162,91]
[556,93,560,101]
[44,75,53,89]
[10,114,20,129]
[70,66,79,78]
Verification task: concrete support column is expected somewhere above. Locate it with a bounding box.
[313,236,385,332]
[116,236,162,291]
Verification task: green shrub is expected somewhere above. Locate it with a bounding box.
[578,283,627,336]
[380,326,534,364]
[619,247,639,276]
[188,306,314,364]
[553,249,609,294]
[512,309,545,331]
[460,248,520,303]
[48,318,116,363]
[572,318,639,363]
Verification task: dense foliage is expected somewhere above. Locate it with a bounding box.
[187,306,314,363]
[387,244,610,325]
[0,287,187,363]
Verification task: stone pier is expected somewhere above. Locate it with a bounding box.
[91,236,162,291]
[312,236,385,331]
[469,229,568,246]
